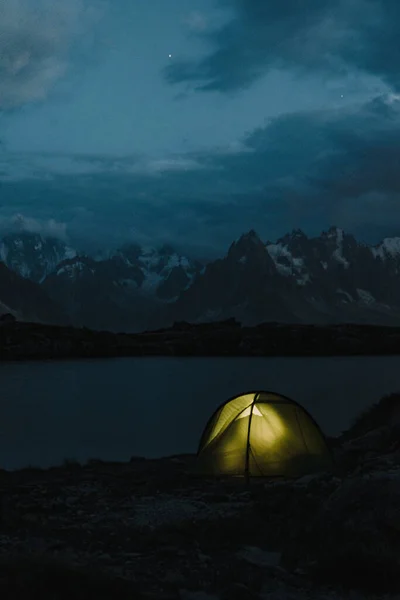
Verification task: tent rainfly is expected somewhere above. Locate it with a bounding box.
[197,391,333,478]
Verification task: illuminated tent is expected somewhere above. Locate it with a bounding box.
[197,391,333,478]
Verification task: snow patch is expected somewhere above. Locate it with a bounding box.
[266,243,310,284]
[371,237,400,259]
[135,248,198,293]
[19,262,32,279]
[56,262,93,277]
[357,288,376,305]
[140,270,164,293]
[296,273,310,286]
[336,288,353,302]
[332,228,349,268]
[65,246,77,260]
[0,232,78,282]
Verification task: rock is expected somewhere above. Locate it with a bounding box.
[162,570,187,586]
[180,592,220,600]
[237,547,281,569]
[142,592,179,600]
[282,472,400,593]
[196,551,211,563]
[292,473,323,486]
[0,312,16,325]
[220,582,259,600]
[1,402,400,600]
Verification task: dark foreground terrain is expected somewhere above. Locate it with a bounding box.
[1,393,400,599]
[1,318,400,360]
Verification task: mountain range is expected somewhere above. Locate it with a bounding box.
[1,226,400,331]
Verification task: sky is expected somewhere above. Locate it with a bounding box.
[0,0,400,258]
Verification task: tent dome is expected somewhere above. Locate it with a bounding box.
[197,391,333,478]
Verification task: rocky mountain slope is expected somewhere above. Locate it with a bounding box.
[0,262,68,325]
[0,231,76,283]
[170,226,400,327]
[0,232,203,331]
[41,244,203,332]
[2,227,400,330]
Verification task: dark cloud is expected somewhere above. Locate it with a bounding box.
[2,94,400,255]
[0,212,68,240]
[301,96,400,199]
[164,0,400,93]
[0,0,107,111]
[187,93,400,240]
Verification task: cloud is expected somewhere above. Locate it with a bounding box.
[2,93,400,255]
[240,93,400,233]
[0,0,107,110]
[128,157,210,176]
[183,11,209,32]
[0,152,211,181]
[164,0,400,93]
[0,213,68,240]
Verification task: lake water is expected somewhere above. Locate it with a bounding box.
[1,355,400,471]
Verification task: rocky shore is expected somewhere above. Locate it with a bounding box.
[1,318,400,360]
[1,393,400,599]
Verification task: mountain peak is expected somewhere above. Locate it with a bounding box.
[290,228,307,238]
[371,237,400,259]
[276,228,309,246]
[246,228,259,237]
[0,231,76,283]
[227,229,274,271]
[158,243,176,256]
[3,224,400,330]
[236,229,263,245]
[324,225,345,239]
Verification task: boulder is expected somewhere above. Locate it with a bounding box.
[282,471,400,593]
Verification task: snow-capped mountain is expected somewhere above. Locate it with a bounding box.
[114,242,203,300]
[170,227,400,327]
[169,229,294,325]
[371,236,400,259]
[41,254,151,332]
[40,244,203,331]
[0,232,76,283]
[265,226,400,313]
[2,226,400,330]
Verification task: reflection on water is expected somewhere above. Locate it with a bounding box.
[1,355,400,470]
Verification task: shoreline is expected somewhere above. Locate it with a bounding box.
[1,319,400,361]
[1,395,399,598]
[1,425,399,599]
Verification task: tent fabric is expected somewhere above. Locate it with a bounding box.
[197,391,333,478]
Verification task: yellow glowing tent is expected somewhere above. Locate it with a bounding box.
[197,391,333,478]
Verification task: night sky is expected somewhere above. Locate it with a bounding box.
[0,0,399,258]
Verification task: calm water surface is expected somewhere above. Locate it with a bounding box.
[1,355,400,470]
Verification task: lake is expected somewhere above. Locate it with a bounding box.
[1,355,400,471]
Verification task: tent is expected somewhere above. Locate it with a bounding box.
[197,391,333,478]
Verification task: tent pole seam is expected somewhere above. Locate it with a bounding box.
[245,393,257,483]
[295,407,310,454]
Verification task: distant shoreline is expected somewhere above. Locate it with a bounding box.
[1,318,400,361]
